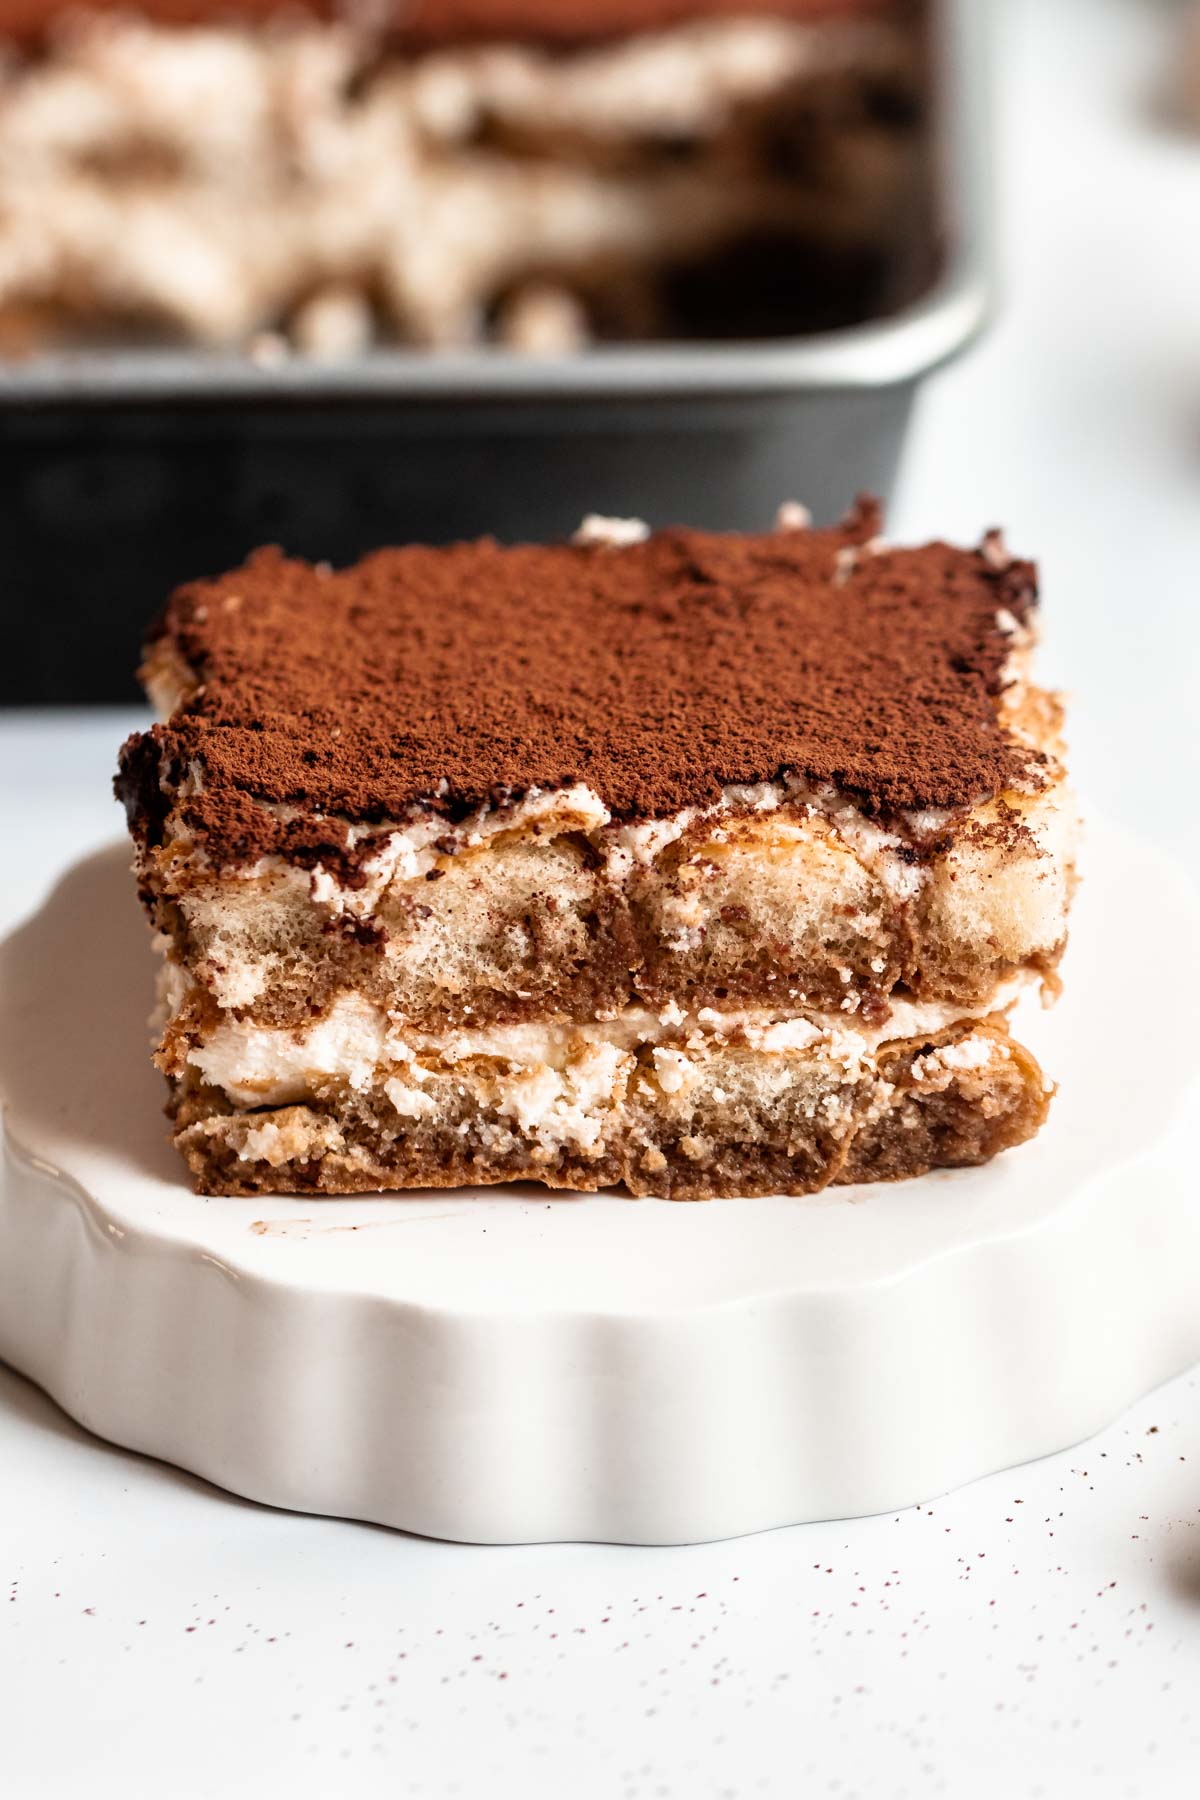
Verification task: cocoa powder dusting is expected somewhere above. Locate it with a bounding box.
[116,500,1042,869]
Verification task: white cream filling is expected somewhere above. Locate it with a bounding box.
[310,783,615,921]
[183,978,1030,1114]
[911,1035,1005,1081]
[300,773,1019,923]
[185,777,953,905]
[571,515,651,548]
[162,773,954,944]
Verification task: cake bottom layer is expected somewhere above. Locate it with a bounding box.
[169,1018,1050,1200]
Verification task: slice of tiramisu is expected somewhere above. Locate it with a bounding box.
[116,498,1077,1199]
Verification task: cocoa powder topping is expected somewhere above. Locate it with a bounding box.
[116,500,1042,869]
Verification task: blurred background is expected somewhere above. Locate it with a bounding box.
[0,0,1198,896]
[0,0,941,699]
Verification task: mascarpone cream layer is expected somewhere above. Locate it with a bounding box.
[168,767,1065,898]
[181,978,1031,1111]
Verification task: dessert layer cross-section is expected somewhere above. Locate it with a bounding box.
[116,498,1077,1198]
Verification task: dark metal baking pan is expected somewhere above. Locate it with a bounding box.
[0,0,989,705]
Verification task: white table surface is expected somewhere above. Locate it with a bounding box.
[2,1,1199,1794]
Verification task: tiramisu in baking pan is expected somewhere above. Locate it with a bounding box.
[0,0,927,355]
[117,500,1077,1199]
[0,1,990,703]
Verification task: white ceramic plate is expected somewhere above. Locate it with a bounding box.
[1,822,1197,1545]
